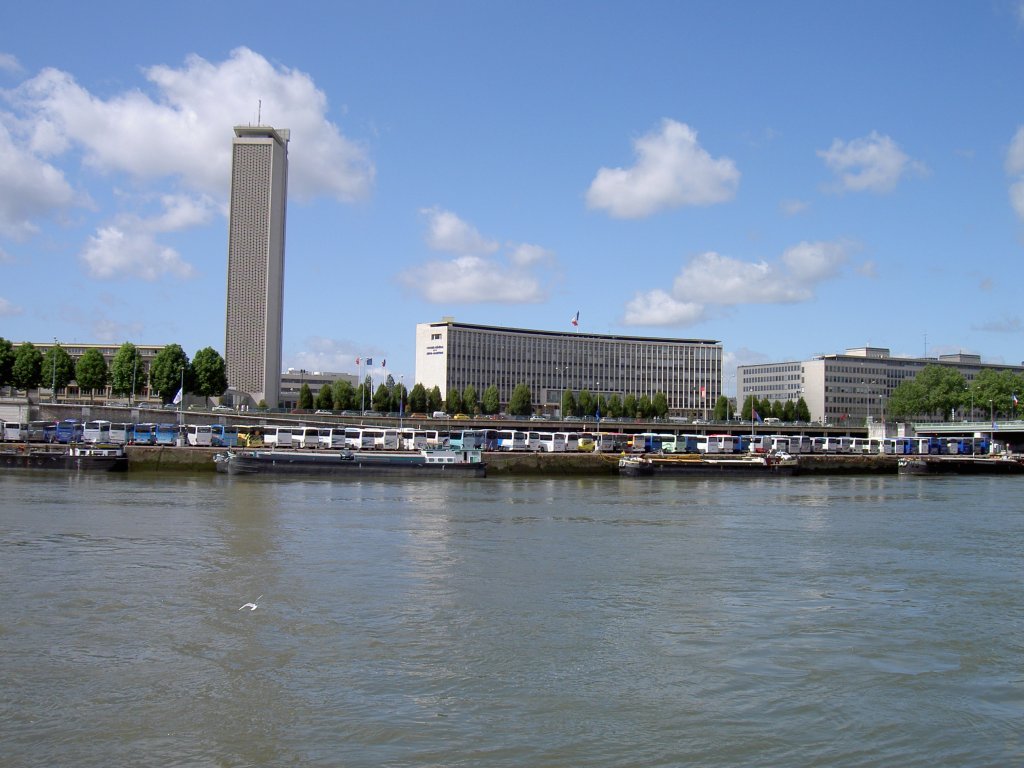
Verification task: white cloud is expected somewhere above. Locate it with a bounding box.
[288,336,365,374]
[0,53,21,74]
[421,207,498,255]
[80,223,195,281]
[5,47,374,202]
[817,131,924,193]
[623,240,852,327]
[779,198,809,216]
[404,209,554,304]
[0,121,76,238]
[1010,181,1024,220]
[586,118,740,218]
[623,289,705,325]
[400,255,545,304]
[0,296,23,316]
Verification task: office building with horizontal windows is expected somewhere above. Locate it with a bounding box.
[415,319,722,416]
[738,346,1024,424]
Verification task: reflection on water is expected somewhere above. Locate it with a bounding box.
[2,472,1023,767]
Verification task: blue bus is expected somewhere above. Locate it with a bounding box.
[133,423,157,444]
[210,424,239,447]
[55,419,84,444]
[155,423,178,445]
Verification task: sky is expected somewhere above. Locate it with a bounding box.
[3,1,1024,395]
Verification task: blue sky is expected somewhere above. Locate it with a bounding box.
[3,1,1024,394]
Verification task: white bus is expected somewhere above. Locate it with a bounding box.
[788,436,812,454]
[109,422,134,445]
[746,435,772,454]
[318,427,347,449]
[2,422,27,441]
[361,427,400,450]
[186,424,213,447]
[535,432,567,452]
[557,432,580,452]
[263,425,294,448]
[525,431,543,452]
[344,427,375,450]
[292,426,321,449]
[83,420,112,444]
[698,434,734,454]
[495,430,528,451]
[817,437,844,453]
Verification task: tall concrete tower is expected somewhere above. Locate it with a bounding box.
[225,125,290,408]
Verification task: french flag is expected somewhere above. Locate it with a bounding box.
[570,310,579,327]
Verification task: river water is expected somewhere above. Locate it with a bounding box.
[1,471,1022,767]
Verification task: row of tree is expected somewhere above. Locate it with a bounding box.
[738,395,812,423]
[0,339,228,404]
[886,365,1024,421]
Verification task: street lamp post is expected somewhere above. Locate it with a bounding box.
[51,338,58,403]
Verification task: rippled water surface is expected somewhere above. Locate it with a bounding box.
[2,472,1023,767]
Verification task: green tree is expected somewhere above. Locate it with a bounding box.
[971,369,1023,418]
[916,365,966,420]
[392,382,408,413]
[315,384,333,410]
[445,387,463,414]
[428,385,443,413]
[461,385,479,415]
[110,343,144,400]
[0,338,14,392]
[298,383,314,409]
[482,384,500,415]
[638,394,653,419]
[75,349,109,402]
[43,344,75,396]
[333,380,356,410]
[149,344,189,403]
[577,390,592,419]
[771,400,785,420]
[740,395,755,421]
[12,343,42,391]
[652,391,669,419]
[783,400,796,422]
[561,389,576,418]
[408,382,427,413]
[190,347,228,405]
[372,383,390,412]
[354,383,369,411]
[713,395,730,421]
[607,394,623,418]
[508,383,532,416]
[795,397,811,422]
[623,393,638,417]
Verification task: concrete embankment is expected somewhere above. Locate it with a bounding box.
[123,447,899,475]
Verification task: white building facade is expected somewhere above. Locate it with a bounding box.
[225,125,290,408]
[416,320,722,416]
[738,346,1024,424]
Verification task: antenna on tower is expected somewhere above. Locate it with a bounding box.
[258,99,262,125]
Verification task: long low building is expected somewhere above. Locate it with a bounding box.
[415,319,722,417]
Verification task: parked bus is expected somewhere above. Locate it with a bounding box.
[292,426,321,450]
[132,423,157,444]
[186,424,214,447]
[449,429,484,450]
[535,432,567,452]
[108,422,133,445]
[83,420,111,444]
[746,435,772,454]
[2,422,27,441]
[788,436,812,454]
[344,427,375,450]
[769,435,791,453]
[361,427,400,450]
[881,437,914,455]
[210,424,239,447]
[263,425,294,448]
[318,427,347,450]
[557,432,581,452]
[631,433,664,453]
[525,431,543,452]
[155,423,178,445]
[236,426,264,447]
[55,419,84,444]
[494,429,528,451]
[698,434,734,454]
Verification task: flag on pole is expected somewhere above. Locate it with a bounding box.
[382,359,386,368]
[1014,393,1019,407]
[366,357,373,366]
[752,408,762,423]
[700,385,706,400]
[172,387,183,405]
[570,310,579,327]
[355,357,360,366]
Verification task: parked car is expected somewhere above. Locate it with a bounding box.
[213,405,233,412]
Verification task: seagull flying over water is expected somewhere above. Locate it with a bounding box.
[239,595,263,611]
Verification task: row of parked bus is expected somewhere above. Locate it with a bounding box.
[628,432,993,456]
